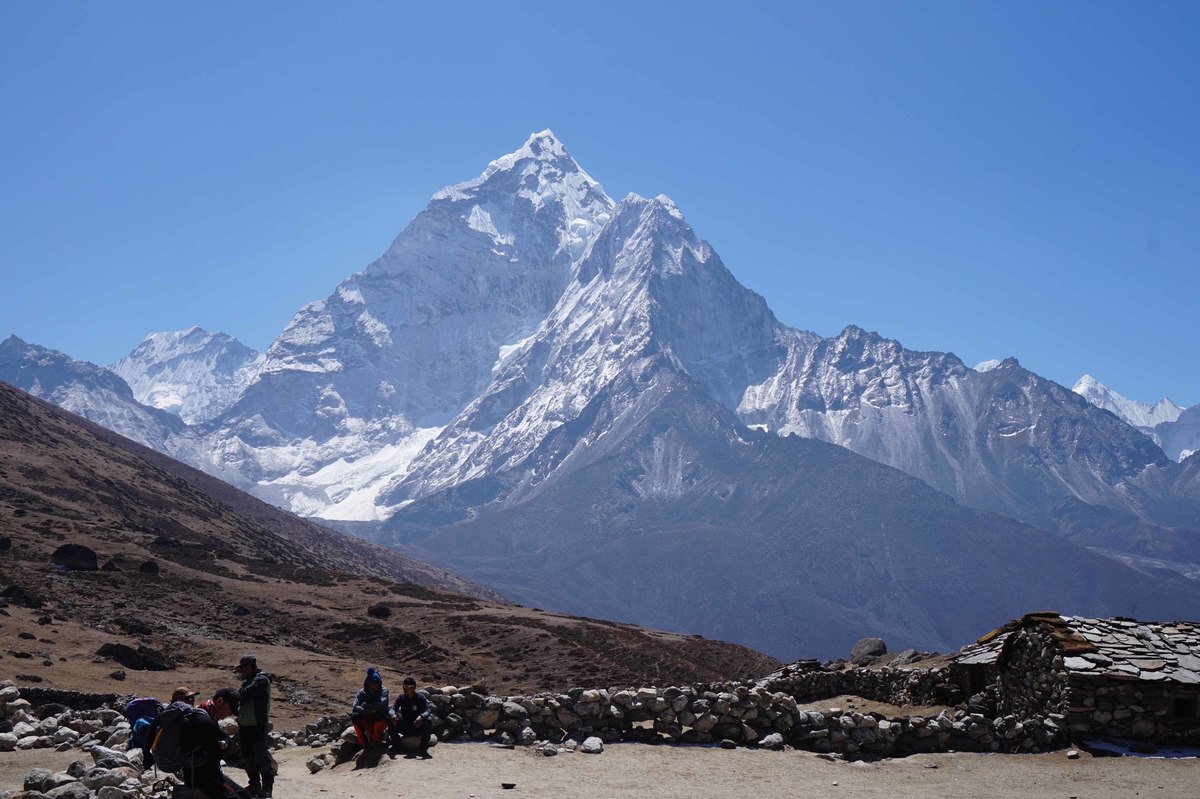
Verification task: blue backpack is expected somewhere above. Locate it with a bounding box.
[124,697,162,749]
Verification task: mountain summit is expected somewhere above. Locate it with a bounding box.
[202,132,614,518]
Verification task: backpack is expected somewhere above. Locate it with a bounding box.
[124,697,162,750]
[151,703,207,773]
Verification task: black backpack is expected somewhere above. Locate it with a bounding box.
[152,703,208,773]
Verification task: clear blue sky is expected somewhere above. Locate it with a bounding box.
[2,1,1197,406]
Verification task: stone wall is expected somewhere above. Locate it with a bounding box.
[997,626,1068,720]
[296,678,1063,759]
[1066,677,1200,743]
[754,662,964,708]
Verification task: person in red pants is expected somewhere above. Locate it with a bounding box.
[351,667,392,749]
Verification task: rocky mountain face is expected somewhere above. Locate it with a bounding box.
[201,130,614,519]
[108,327,263,424]
[0,336,188,454]
[738,338,1174,536]
[381,365,1200,660]
[383,193,808,506]
[1155,405,1200,462]
[0,379,774,715]
[1071,374,1198,462]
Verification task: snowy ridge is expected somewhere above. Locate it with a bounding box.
[384,192,795,506]
[201,130,615,519]
[0,335,196,459]
[109,327,263,424]
[1073,374,1183,433]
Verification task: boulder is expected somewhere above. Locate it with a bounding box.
[50,545,98,572]
[24,769,55,793]
[46,784,89,799]
[760,732,785,750]
[850,637,887,664]
[95,643,174,671]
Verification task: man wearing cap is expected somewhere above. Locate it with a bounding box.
[145,687,237,799]
[234,655,273,798]
[141,686,200,767]
[390,677,432,756]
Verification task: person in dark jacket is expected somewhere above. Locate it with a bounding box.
[179,700,248,799]
[235,655,273,798]
[350,667,392,748]
[390,677,432,755]
[146,687,249,799]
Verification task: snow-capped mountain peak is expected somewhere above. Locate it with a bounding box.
[1073,374,1184,430]
[201,131,619,519]
[109,328,263,425]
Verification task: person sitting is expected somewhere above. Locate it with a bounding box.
[390,677,432,756]
[351,667,392,749]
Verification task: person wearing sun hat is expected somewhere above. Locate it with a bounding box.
[234,655,273,798]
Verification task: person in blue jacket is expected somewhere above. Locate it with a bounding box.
[351,667,393,749]
[390,677,432,756]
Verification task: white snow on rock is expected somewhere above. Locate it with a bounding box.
[109,327,263,424]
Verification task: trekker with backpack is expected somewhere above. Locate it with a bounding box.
[147,687,250,799]
[350,667,392,749]
[234,655,273,798]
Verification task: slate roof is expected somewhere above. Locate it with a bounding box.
[955,613,1200,685]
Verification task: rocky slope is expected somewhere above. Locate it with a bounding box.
[0,379,777,721]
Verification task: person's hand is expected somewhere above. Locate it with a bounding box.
[413,717,422,728]
[219,740,228,751]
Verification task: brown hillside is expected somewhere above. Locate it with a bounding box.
[0,381,778,726]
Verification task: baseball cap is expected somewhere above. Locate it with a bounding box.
[171,686,199,703]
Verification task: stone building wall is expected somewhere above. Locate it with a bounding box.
[1066,677,1200,742]
[996,626,1069,720]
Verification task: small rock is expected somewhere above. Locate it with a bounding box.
[760,732,785,751]
[24,768,55,792]
[1066,749,1079,759]
[580,736,604,754]
[47,783,89,799]
[719,739,737,750]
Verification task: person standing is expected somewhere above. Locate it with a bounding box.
[390,677,432,756]
[235,655,273,797]
[350,667,392,749]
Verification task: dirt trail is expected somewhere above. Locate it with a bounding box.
[268,742,1196,799]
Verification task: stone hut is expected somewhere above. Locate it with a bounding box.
[989,612,1200,743]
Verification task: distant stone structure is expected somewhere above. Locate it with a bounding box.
[970,612,1200,744]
